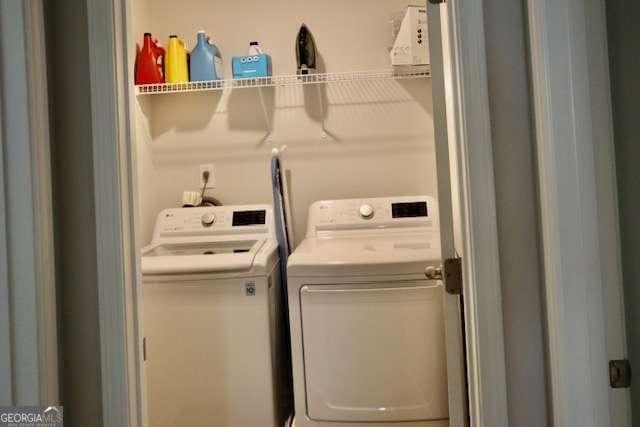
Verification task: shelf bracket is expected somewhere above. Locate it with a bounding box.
[316,83,328,140]
[257,87,273,142]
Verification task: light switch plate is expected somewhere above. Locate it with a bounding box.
[199,164,215,188]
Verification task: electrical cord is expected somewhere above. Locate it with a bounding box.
[196,171,222,207]
[199,170,210,204]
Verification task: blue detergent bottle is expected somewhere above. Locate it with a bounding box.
[190,31,223,81]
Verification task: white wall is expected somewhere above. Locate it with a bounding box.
[1,0,59,406]
[132,0,437,245]
[0,0,42,404]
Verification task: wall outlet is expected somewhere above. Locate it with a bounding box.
[199,164,215,189]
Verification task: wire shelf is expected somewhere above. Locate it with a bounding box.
[135,66,431,95]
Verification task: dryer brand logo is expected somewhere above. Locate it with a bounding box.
[0,406,63,426]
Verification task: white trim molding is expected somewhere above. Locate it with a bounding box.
[86,0,142,425]
[441,2,509,426]
[526,0,627,425]
[428,4,467,426]
[0,18,12,406]
[0,0,58,405]
[23,0,59,405]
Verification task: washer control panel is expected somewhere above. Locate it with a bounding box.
[306,196,438,236]
[153,205,273,239]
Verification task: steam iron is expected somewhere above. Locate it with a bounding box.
[296,24,317,75]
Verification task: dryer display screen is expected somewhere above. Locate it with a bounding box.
[392,202,428,218]
[233,210,266,226]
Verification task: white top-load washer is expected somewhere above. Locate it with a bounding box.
[141,205,291,427]
[288,196,449,427]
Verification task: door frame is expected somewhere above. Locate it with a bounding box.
[86,0,509,426]
[526,0,631,425]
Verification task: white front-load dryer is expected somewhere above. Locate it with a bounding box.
[141,205,291,427]
[287,196,450,427]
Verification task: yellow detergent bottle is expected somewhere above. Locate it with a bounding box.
[165,35,189,83]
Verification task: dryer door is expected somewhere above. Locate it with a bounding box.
[300,282,448,423]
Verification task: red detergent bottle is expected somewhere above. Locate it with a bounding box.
[135,33,165,84]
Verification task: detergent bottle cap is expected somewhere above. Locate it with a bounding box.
[197,30,206,34]
[169,34,178,38]
[250,41,259,45]
[144,32,151,36]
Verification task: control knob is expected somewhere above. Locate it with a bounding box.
[359,204,374,219]
[201,212,216,227]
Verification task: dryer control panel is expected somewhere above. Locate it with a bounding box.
[306,196,438,237]
[152,205,274,240]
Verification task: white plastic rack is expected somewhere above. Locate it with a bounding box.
[135,66,431,95]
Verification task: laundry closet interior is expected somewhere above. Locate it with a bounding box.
[128,0,464,426]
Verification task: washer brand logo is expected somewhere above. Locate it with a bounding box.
[245,281,256,296]
[0,406,63,426]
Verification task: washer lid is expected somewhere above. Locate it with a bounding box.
[287,232,441,277]
[141,239,266,275]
